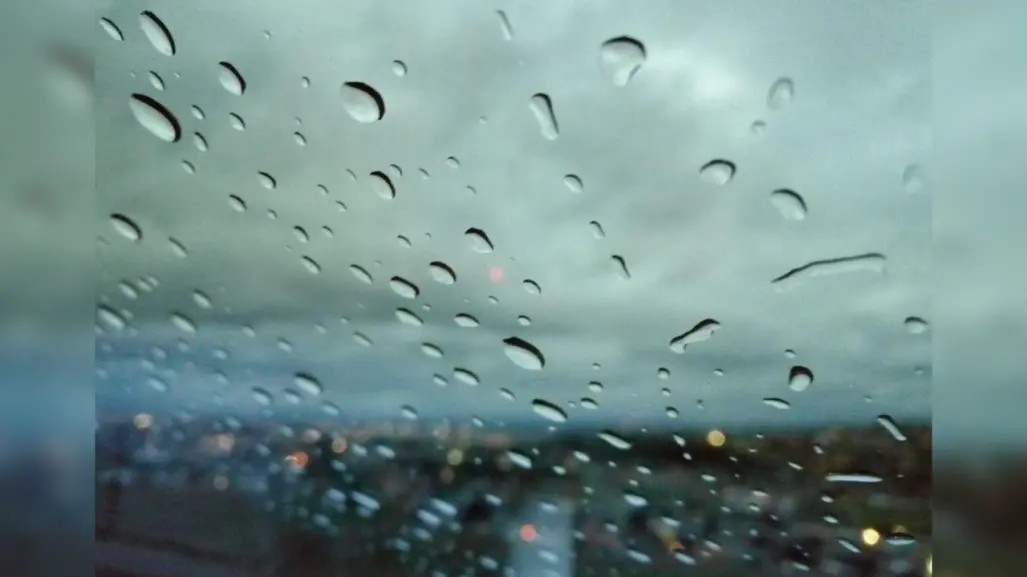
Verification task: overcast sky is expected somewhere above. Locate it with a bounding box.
[89,0,933,435]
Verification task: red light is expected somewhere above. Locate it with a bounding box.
[489,266,504,283]
[519,524,537,542]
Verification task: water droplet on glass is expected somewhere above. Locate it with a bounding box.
[181,160,195,174]
[191,105,205,120]
[301,256,321,274]
[429,261,457,285]
[228,194,246,211]
[229,112,246,130]
[876,414,906,441]
[97,305,127,331]
[902,164,924,193]
[453,367,479,386]
[465,228,494,253]
[353,331,373,347]
[763,398,791,410]
[611,255,631,279]
[291,132,307,146]
[422,343,444,358]
[904,316,929,334]
[169,238,187,257]
[369,171,395,199]
[657,367,670,380]
[750,120,766,137]
[192,132,208,152]
[532,399,567,423]
[391,60,407,76]
[503,337,545,370]
[294,373,323,396]
[341,81,385,123]
[257,172,277,190]
[580,398,598,410]
[771,253,886,290]
[563,174,583,193]
[769,189,807,220]
[110,213,142,242]
[496,10,513,40]
[217,61,246,95]
[100,18,124,41]
[396,308,423,326]
[321,401,341,417]
[346,264,373,284]
[665,406,679,418]
[599,36,647,87]
[192,290,213,309]
[788,366,813,392]
[389,276,419,299]
[589,221,605,239]
[528,93,559,140]
[445,156,460,169]
[454,313,479,328]
[128,94,181,142]
[252,387,273,405]
[598,430,632,450]
[826,473,882,484]
[517,315,531,326]
[588,381,603,393]
[147,377,169,392]
[147,71,165,91]
[766,77,794,110]
[140,11,175,56]
[669,318,720,353]
[698,159,736,186]
[171,312,197,334]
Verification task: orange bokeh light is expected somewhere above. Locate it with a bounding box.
[519,524,537,542]
[287,451,309,468]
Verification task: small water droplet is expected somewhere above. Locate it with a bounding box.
[252,387,273,405]
[657,367,670,380]
[293,226,309,243]
[257,172,277,190]
[454,313,479,328]
[228,194,246,211]
[599,36,647,87]
[503,337,545,370]
[876,414,907,441]
[349,265,373,284]
[598,430,631,450]
[391,60,407,77]
[99,18,124,41]
[665,406,679,418]
[191,105,205,120]
[140,11,175,56]
[192,132,208,152]
[369,171,395,199]
[517,315,531,326]
[769,189,807,220]
[147,71,165,91]
[904,316,929,334]
[784,349,796,359]
[389,276,419,299]
[192,290,213,309]
[580,398,599,410]
[169,238,187,257]
[589,221,605,238]
[499,388,516,402]
[181,160,195,174]
[128,94,180,142]
[563,174,583,193]
[147,377,169,392]
[301,256,321,274]
[171,312,197,334]
[110,214,142,242]
[611,255,631,279]
[429,261,457,285]
[529,93,559,140]
[588,381,603,393]
[699,160,736,186]
[766,77,794,109]
[771,253,886,290]
[669,319,720,353]
[294,373,323,396]
[902,164,924,193]
[218,62,245,95]
[353,331,373,347]
[465,228,494,253]
[396,308,423,326]
[453,367,479,386]
[341,82,385,122]
[97,305,127,331]
[826,473,882,484]
[763,398,791,410]
[292,132,306,146]
[229,113,246,130]
[750,120,766,137]
[532,399,567,423]
[788,366,813,392]
[496,10,513,40]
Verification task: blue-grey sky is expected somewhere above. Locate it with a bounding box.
[91,0,931,433]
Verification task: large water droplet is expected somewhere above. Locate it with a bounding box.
[771,253,886,291]
[598,430,632,450]
[396,308,423,326]
[110,214,142,242]
[128,94,181,142]
[454,313,479,328]
[904,316,929,334]
[350,264,373,284]
[453,368,480,386]
[171,312,197,334]
[369,171,395,199]
[341,82,385,123]
[496,10,513,40]
[99,18,123,41]
[788,366,813,392]
[228,195,247,211]
[465,228,494,253]
[139,11,175,56]
[699,160,735,186]
[766,77,794,109]
[532,399,567,423]
[529,93,559,140]
[218,62,246,95]
[391,60,407,77]
[669,319,720,353]
[229,113,246,130]
[769,189,807,220]
[389,276,419,299]
[599,36,647,87]
[429,261,457,285]
[522,279,541,295]
[564,174,583,193]
[503,337,545,370]
[294,373,323,396]
[763,398,791,410]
